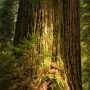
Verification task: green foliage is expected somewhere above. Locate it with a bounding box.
[80,0,90,90]
[0,0,18,51]
[0,52,18,89]
[0,32,64,90]
[0,33,42,89]
[36,73,64,90]
[81,29,90,90]
[80,0,90,42]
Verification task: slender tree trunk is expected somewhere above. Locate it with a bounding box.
[14,0,33,45]
[60,0,82,90]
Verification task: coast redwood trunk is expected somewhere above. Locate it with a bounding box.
[60,0,82,90]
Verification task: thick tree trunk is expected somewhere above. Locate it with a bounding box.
[60,0,82,90]
[13,0,69,90]
[13,0,53,90]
